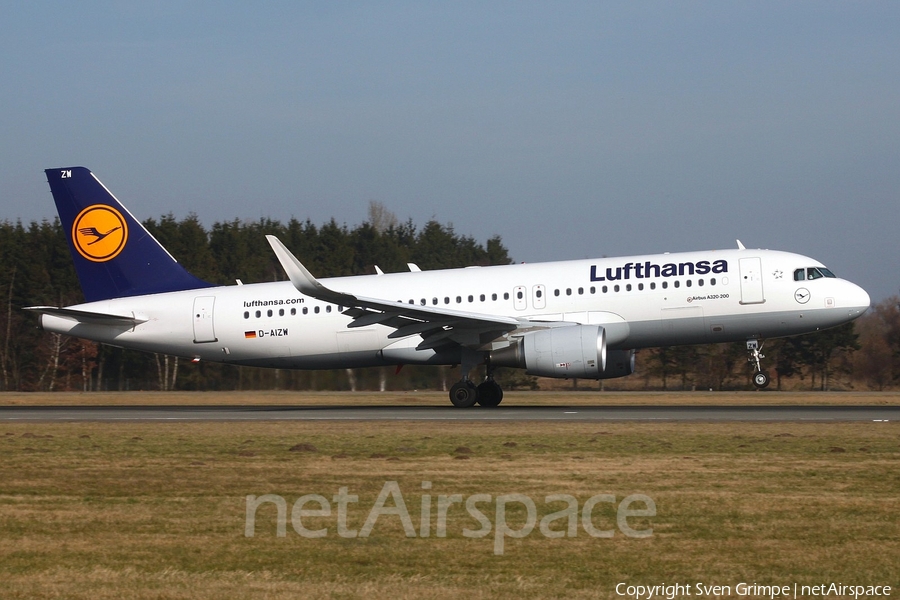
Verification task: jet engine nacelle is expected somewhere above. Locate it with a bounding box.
[601,349,636,379]
[491,325,607,379]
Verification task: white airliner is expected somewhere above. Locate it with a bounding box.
[28,167,870,406]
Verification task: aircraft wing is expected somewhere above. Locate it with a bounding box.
[267,235,524,351]
[23,306,147,327]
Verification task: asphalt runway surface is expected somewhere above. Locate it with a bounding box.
[0,405,897,423]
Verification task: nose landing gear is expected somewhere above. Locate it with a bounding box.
[747,339,770,389]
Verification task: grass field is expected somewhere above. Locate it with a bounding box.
[1,397,898,599]
[2,389,899,406]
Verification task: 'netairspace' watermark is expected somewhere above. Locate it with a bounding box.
[245,481,655,555]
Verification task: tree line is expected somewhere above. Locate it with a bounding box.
[0,206,897,392]
[0,204,511,392]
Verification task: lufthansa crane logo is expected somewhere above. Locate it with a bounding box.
[72,205,128,262]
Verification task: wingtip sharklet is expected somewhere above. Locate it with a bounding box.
[265,235,350,304]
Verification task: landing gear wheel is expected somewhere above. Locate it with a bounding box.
[476,380,504,407]
[449,381,479,408]
[753,371,770,389]
[746,339,769,390]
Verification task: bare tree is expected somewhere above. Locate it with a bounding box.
[37,333,67,391]
[155,354,179,391]
[367,201,399,234]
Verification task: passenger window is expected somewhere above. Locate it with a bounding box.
[698,279,704,287]
[516,291,523,300]
[456,296,462,303]
[243,311,249,319]
[638,283,644,291]
[314,306,320,314]
[674,281,680,288]
[326,306,332,313]
[578,287,584,295]
[536,290,542,298]
[554,289,560,297]
[302,307,308,315]
[291,308,296,316]
[662,282,668,289]
[504,292,510,300]
[614,285,620,292]
[590,286,595,294]
[480,294,485,301]
[267,309,273,317]
[602,286,608,293]
[566,288,572,296]
[626,284,632,291]
[650,282,656,290]
[468,295,474,302]
[255,311,261,318]
[432,298,438,305]
[686,280,691,288]
[492,293,497,301]
[444,297,450,304]
[279,309,284,316]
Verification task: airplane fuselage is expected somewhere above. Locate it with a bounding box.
[39,248,870,372]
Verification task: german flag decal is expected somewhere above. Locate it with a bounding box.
[244,331,257,339]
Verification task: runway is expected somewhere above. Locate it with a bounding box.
[0,405,897,422]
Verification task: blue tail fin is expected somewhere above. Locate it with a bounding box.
[46,167,213,302]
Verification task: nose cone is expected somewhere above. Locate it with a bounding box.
[845,281,871,316]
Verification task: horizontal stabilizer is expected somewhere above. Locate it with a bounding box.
[24,306,146,327]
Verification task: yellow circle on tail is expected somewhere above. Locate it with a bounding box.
[72,205,128,262]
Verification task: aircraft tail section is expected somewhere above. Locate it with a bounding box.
[45,167,213,302]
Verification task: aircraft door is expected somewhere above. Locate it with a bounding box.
[532,285,546,310]
[738,257,765,305]
[192,296,217,343]
[513,286,527,311]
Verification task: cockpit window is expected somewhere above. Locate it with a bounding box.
[807,267,837,280]
[796,267,837,281]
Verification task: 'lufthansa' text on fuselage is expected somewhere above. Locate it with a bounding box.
[590,260,728,282]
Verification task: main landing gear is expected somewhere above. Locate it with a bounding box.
[448,351,504,408]
[747,339,770,389]
[448,378,504,408]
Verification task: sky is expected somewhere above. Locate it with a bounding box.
[1,2,898,302]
